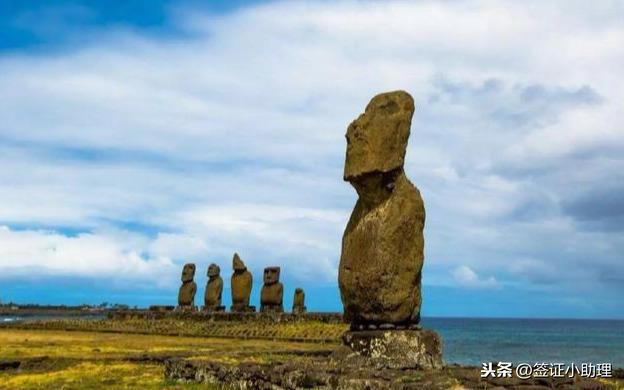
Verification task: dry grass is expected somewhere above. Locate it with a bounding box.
[0,328,334,389]
[0,361,192,390]
[600,378,624,389]
[6,318,348,342]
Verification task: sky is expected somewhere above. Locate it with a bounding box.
[0,0,622,319]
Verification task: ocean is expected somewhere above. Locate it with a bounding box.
[1,315,622,367]
[423,317,624,367]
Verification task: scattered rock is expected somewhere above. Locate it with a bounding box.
[164,358,616,390]
[0,359,20,371]
[148,305,175,312]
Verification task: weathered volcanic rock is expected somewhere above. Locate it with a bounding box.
[230,253,255,312]
[339,329,443,370]
[178,263,197,309]
[292,288,306,314]
[339,90,425,326]
[203,263,224,312]
[260,266,283,313]
[164,357,610,390]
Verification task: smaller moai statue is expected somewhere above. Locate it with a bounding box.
[203,263,225,312]
[177,263,197,310]
[260,266,283,313]
[230,253,255,312]
[292,287,306,314]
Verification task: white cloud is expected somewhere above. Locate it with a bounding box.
[0,0,622,296]
[0,226,176,287]
[451,265,499,289]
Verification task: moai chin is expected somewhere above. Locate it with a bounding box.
[203,263,225,312]
[339,90,425,329]
[292,287,306,315]
[230,253,255,312]
[260,266,283,313]
[177,263,197,310]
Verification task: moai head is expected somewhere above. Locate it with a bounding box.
[207,263,220,279]
[232,253,247,273]
[181,263,196,283]
[294,288,305,304]
[263,267,280,285]
[343,91,414,182]
[293,288,306,314]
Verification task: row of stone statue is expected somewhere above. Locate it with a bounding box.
[180,90,426,329]
[178,253,307,314]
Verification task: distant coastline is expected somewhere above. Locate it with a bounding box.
[2,304,623,321]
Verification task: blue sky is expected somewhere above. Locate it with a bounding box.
[0,0,623,319]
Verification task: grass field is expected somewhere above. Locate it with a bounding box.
[0,328,334,389]
[1,325,621,389]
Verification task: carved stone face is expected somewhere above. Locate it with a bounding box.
[344,91,414,181]
[263,267,280,285]
[295,288,303,294]
[181,263,196,283]
[207,263,220,278]
[232,253,247,273]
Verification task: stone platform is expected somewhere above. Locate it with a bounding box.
[339,329,443,369]
[107,309,343,323]
[165,329,447,389]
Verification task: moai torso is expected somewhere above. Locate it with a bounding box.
[231,272,252,305]
[230,253,255,311]
[178,263,197,308]
[338,91,425,327]
[260,266,283,313]
[204,263,224,311]
[292,288,306,314]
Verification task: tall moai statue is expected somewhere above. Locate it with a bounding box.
[177,263,197,310]
[339,90,424,328]
[260,266,283,313]
[204,263,225,312]
[230,253,255,312]
[292,287,306,314]
[337,91,442,369]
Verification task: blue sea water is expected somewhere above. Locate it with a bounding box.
[0,313,105,323]
[1,315,622,367]
[422,317,624,367]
